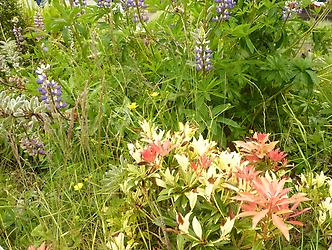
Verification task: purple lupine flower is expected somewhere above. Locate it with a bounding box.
[122,0,149,22]
[97,0,112,8]
[12,26,24,47]
[282,1,302,20]
[12,17,24,48]
[20,136,46,156]
[34,11,45,40]
[194,28,213,72]
[74,0,87,14]
[212,0,236,22]
[35,64,67,110]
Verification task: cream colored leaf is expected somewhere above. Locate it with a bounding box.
[185,191,198,210]
[178,212,192,234]
[192,216,203,239]
[221,217,235,236]
[175,154,189,171]
[155,178,166,188]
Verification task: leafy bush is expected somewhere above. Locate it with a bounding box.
[105,121,311,249]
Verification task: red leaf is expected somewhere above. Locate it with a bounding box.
[288,220,304,227]
[237,211,259,218]
[289,208,311,218]
[252,209,269,228]
[272,214,290,241]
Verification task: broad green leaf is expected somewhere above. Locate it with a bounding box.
[31,224,45,237]
[177,234,185,250]
[212,104,233,118]
[252,239,263,250]
[245,37,255,53]
[217,117,241,128]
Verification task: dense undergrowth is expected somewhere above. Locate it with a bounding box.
[0,0,332,249]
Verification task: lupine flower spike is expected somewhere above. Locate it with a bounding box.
[74,0,87,6]
[212,0,236,22]
[282,1,302,20]
[123,0,149,23]
[35,64,67,110]
[74,0,87,14]
[12,17,24,48]
[194,27,213,72]
[97,0,111,8]
[34,11,45,41]
[20,135,46,156]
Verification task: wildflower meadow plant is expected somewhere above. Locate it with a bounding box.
[1,0,331,248]
[27,242,51,250]
[12,17,24,48]
[97,0,111,8]
[35,64,67,110]
[73,0,87,14]
[296,171,332,240]
[34,11,45,40]
[234,132,288,171]
[73,0,87,7]
[282,1,302,20]
[212,0,236,22]
[20,135,45,156]
[123,0,149,23]
[194,27,213,72]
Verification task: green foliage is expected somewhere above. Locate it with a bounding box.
[0,0,24,39]
[0,39,21,76]
[0,0,331,249]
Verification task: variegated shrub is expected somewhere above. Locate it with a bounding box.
[106,122,310,249]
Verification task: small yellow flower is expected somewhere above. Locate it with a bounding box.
[127,102,138,110]
[101,206,109,213]
[74,182,84,191]
[149,92,159,97]
[84,175,92,182]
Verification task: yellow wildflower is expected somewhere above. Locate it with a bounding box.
[149,92,159,97]
[127,102,138,110]
[74,182,83,191]
[84,175,92,182]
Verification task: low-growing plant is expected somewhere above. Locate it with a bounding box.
[105,121,311,249]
